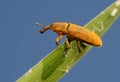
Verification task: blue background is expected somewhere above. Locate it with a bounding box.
[1,0,120,82]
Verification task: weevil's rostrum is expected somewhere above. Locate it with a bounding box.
[39,22,102,51]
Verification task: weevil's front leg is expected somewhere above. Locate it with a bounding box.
[56,35,63,46]
[76,40,81,52]
[65,37,71,49]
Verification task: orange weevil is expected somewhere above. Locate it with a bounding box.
[37,22,102,52]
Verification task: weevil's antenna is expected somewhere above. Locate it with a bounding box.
[36,22,46,33]
[36,22,45,27]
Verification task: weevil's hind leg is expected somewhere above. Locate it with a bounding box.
[76,40,81,52]
[80,42,88,49]
[56,35,63,46]
[82,42,89,46]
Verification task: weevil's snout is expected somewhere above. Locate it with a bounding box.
[36,22,52,34]
[38,24,52,34]
[39,29,44,33]
[38,28,45,33]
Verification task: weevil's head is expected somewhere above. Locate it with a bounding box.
[39,22,69,35]
[49,22,68,35]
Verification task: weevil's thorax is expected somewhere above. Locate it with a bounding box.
[50,22,68,35]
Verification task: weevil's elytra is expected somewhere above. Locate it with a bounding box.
[67,23,102,46]
[38,22,102,52]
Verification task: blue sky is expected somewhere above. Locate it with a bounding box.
[1,0,120,82]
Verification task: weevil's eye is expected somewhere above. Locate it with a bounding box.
[50,24,53,28]
[50,24,56,29]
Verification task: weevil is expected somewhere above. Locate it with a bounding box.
[37,22,102,52]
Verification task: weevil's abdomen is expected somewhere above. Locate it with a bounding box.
[67,23,102,46]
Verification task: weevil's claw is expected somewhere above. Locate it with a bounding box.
[63,45,71,57]
[63,47,70,57]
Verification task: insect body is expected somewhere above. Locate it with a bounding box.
[38,22,102,52]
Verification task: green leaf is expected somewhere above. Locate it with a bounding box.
[17,1,120,82]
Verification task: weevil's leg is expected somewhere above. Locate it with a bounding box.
[63,37,71,56]
[56,35,63,46]
[82,42,89,46]
[65,37,71,49]
[76,40,81,52]
[80,42,88,49]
